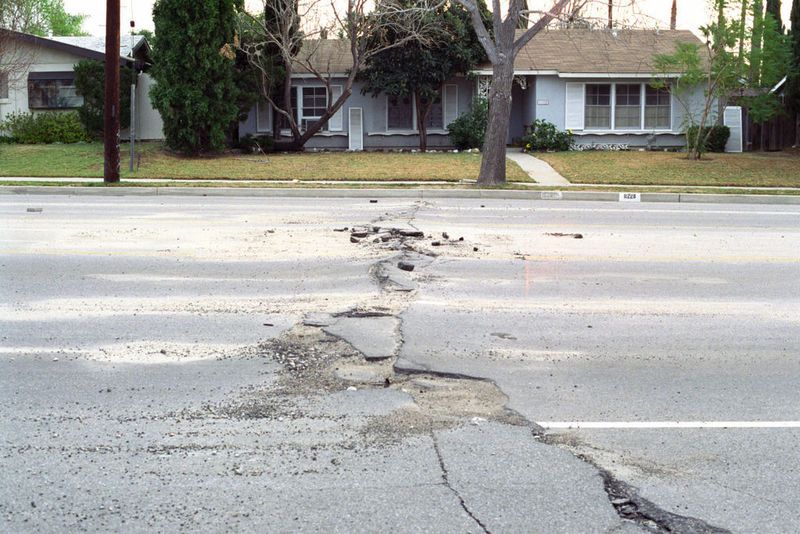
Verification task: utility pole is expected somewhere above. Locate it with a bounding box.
[608,0,613,29]
[104,0,120,183]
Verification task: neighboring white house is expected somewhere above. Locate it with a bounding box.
[0,29,164,140]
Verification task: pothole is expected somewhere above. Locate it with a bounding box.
[192,325,528,449]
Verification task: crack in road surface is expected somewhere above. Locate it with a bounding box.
[431,432,491,534]
[337,203,733,534]
[161,202,733,532]
[595,463,733,534]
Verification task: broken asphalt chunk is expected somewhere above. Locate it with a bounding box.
[545,232,584,239]
[397,261,415,272]
[396,230,424,238]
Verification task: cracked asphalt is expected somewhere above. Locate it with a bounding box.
[1,194,799,533]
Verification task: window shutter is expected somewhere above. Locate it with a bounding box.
[444,84,459,127]
[329,86,343,131]
[256,101,271,132]
[565,82,585,130]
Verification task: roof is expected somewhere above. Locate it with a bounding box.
[287,29,702,77]
[0,29,148,63]
[292,39,354,74]
[770,76,787,94]
[505,29,702,75]
[50,35,147,59]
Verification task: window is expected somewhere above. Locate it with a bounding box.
[387,90,448,131]
[569,82,672,132]
[276,87,335,131]
[645,85,671,130]
[585,84,611,129]
[0,72,8,100]
[387,95,413,130]
[301,86,327,129]
[614,84,641,129]
[27,73,83,109]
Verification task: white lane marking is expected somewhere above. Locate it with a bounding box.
[539,421,800,429]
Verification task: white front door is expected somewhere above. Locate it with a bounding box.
[348,108,363,151]
[723,106,743,153]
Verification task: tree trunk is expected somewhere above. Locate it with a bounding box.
[796,112,800,148]
[750,0,764,84]
[478,61,514,185]
[738,0,748,72]
[670,0,677,29]
[415,92,429,152]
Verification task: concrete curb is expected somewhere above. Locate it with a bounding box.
[1,185,799,205]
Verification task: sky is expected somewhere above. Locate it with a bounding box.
[64,0,795,37]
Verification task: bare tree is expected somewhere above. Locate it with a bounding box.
[0,30,35,111]
[240,0,441,151]
[457,0,579,185]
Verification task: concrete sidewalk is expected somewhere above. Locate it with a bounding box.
[2,184,800,205]
[2,175,800,192]
[505,149,572,186]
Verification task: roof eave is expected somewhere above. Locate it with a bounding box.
[0,28,137,63]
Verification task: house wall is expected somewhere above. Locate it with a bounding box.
[133,73,164,141]
[531,75,709,148]
[0,36,164,141]
[0,39,79,120]
[240,75,475,150]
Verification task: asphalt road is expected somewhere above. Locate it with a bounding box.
[1,194,798,533]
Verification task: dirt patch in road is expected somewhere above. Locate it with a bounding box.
[191,325,529,447]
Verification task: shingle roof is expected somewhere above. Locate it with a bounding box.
[507,29,702,74]
[291,29,701,76]
[292,39,354,74]
[50,35,147,59]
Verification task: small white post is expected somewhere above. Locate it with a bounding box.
[129,20,136,173]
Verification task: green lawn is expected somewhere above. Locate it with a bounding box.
[538,150,800,188]
[0,142,531,182]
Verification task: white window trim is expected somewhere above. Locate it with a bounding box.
[385,89,448,133]
[582,82,673,133]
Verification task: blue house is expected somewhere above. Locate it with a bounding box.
[239,29,705,151]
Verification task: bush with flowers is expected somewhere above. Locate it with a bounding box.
[521,119,573,152]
